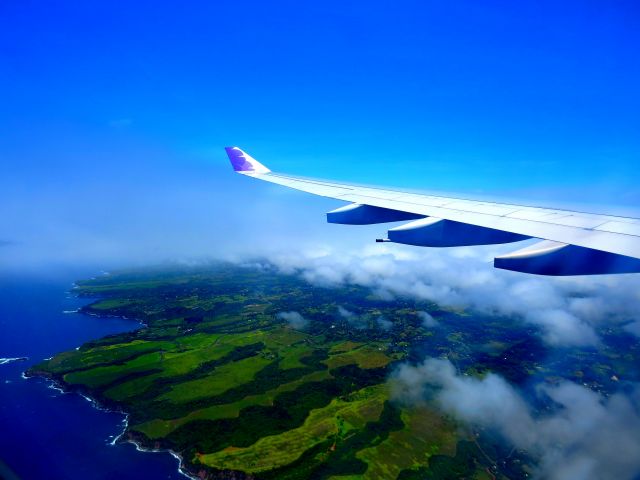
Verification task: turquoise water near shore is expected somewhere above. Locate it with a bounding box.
[0,272,184,479]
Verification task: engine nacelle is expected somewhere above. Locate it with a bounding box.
[494,240,640,275]
[388,217,530,247]
[326,203,424,225]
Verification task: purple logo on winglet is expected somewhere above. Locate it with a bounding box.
[225,146,254,171]
[225,147,270,174]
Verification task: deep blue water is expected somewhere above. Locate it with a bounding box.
[0,271,183,479]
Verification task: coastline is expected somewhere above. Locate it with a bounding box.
[25,350,198,480]
[19,269,399,480]
[23,300,198,480]
[0,357,29,365]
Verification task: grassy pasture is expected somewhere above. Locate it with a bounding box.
[330,341,365,353]
[103,341,239,401]
[197,384,387,473]
[64,351,162,388]
[159,354,273,403]
[57,333,226,390]
[94,328,312,405]
[325,344,391,370]
[357,407,457,479]
[89,298,138,310]
[132,369,332,439]
[41,339,174,372]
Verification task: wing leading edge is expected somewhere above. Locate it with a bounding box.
[225,146,640,276]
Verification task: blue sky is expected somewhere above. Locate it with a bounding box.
[1,0,639,267]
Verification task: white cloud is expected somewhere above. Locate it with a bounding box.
[336,305,367,329]
[525,309,600,346]
[276,311,309,330]
[337,306,355,319]
[391,358,640,480]
[376,316,393,331]
[624,320,640,337]
[261,243,640,346]
[417,311,439,328]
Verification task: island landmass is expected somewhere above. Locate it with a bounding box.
[27,263,638,479]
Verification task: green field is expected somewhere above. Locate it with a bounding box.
[198,384,388,472]
[29,264,535,479]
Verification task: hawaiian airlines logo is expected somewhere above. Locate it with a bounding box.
[225,146,270,174]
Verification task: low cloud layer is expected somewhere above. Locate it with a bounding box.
[253,243,640,346]
[277,311,309,330]
[376,316,393,331]
[335,306,393,331]
[417,311,439,328]
[336,305,366,329]
[337,306,355,320]
[392,358,640,480]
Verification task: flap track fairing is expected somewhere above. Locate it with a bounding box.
[388,217,530,247]
[326,203,424,225]
[494,240,640,275]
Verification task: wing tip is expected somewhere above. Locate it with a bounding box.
[225,146,270,174]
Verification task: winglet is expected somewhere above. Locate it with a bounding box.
[225,146,271,174]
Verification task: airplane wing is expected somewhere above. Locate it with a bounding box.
[225,146,640,276]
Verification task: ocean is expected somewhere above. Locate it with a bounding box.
[0,271,184,479]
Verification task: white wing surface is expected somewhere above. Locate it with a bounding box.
[226,146,640,276]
